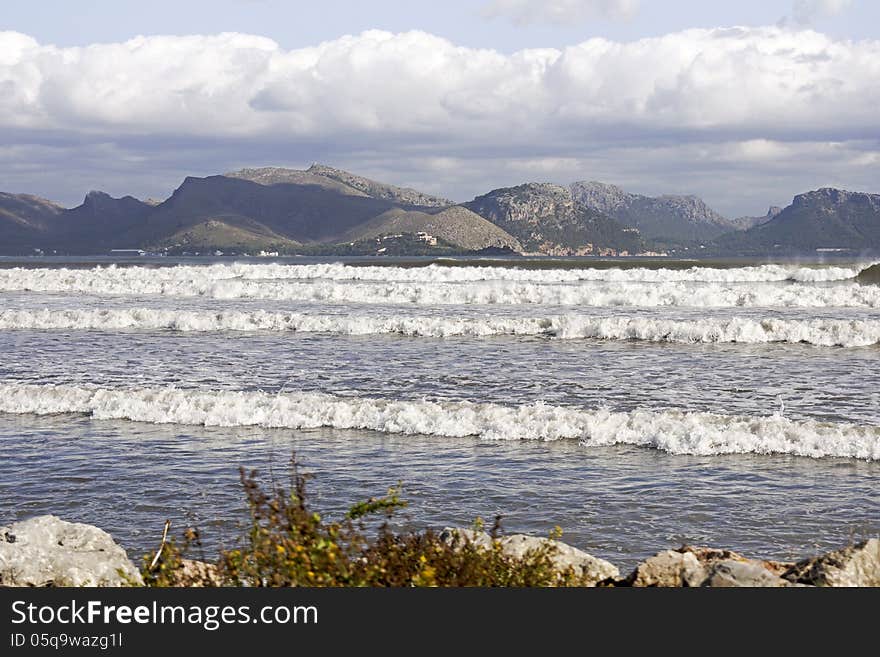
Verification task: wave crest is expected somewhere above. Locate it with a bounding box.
[1,308,880,347]
[2,267,880,308]
[0,383,877,460]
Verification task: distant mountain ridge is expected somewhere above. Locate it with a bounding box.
[730,206,783,231]
[464,183,643,255]
[0,193,64,244]
[62,191,154,248]
[0,166,521,254]
[228,164,452,208]
[2,167,878,255]
[717,188,880,253]
[569,181,735,243]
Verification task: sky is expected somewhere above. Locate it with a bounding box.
[1,0,878,216]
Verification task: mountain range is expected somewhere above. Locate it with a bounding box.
[1,164,878,256]
[464,183,642,255]
[568,181,735,243]
[715,189,880,254]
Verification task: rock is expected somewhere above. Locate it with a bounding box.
[0,515,142,587]
[498,534,619,585]
[625,546,795,587]
[439,528,493,549]
[439,528,619,586]
[704,560,792,587]
[783,539,880,587]
[176,559,222,587]
[626,549,707,587]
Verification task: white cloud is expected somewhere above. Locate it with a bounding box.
[2,27,877,140]
[0,26,878,214]
[482,0,639,25]
[792,0,853,25]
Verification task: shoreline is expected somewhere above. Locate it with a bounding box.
[1,515,877,588]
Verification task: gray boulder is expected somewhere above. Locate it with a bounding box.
[440,528,619,585]
[783,538,880,587]
[626,549,708,587]
[704,560,792,587]
[0,515,142,587]
[625,546,794,587]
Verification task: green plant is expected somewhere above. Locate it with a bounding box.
[143,453,592,587]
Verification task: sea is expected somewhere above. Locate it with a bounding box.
[1,254,878,570]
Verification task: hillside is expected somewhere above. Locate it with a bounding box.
[342,206,521,252]
[4,166,878,257]
[0,193,64,246]
[225,167,370,197]
[716,188,880,253]
[306,164,452,207]
[730,206,782,231]
[228,164,452,207]
[58,192,155,249]
[570,181,734,243]
[0,169,518,254]
[124,175,395,247]
[465,183,642,255]
[156,219,301,251]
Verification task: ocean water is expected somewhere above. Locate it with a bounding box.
[1,255,878,570]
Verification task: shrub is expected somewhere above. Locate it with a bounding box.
[143,453,590,587]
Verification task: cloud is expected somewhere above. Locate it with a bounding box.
[2,27,877,140]
[0,26,878,214]
[482,0,639,25]
[792,0,853,25]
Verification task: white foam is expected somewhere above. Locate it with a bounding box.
[0,383,876,460]
[0,262,869,288]
[2,307,880,347]
[1,266,879,308]
[215,262,871,283]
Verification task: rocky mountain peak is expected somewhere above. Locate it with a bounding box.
[718,186,880,253]
[81,190,145,212]
[464,182,642,255]
[84,190,111,202]
[470,183,575,223]
[228,164,452,207]
[570,180,731,242]
[506,182,571,198]
[730,205,784,231]
[306,163,452,207]
[569,181,628,212]
[792,187,880,210]
[306,163,345,177]
[655,194,724,221]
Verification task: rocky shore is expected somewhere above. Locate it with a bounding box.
[1,516,878,587]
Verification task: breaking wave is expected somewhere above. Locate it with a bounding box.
[0,261,873,288]
[2,266,880,308]
[204,262,871,283]
[2,307,880,347]
[0,383,877,460]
